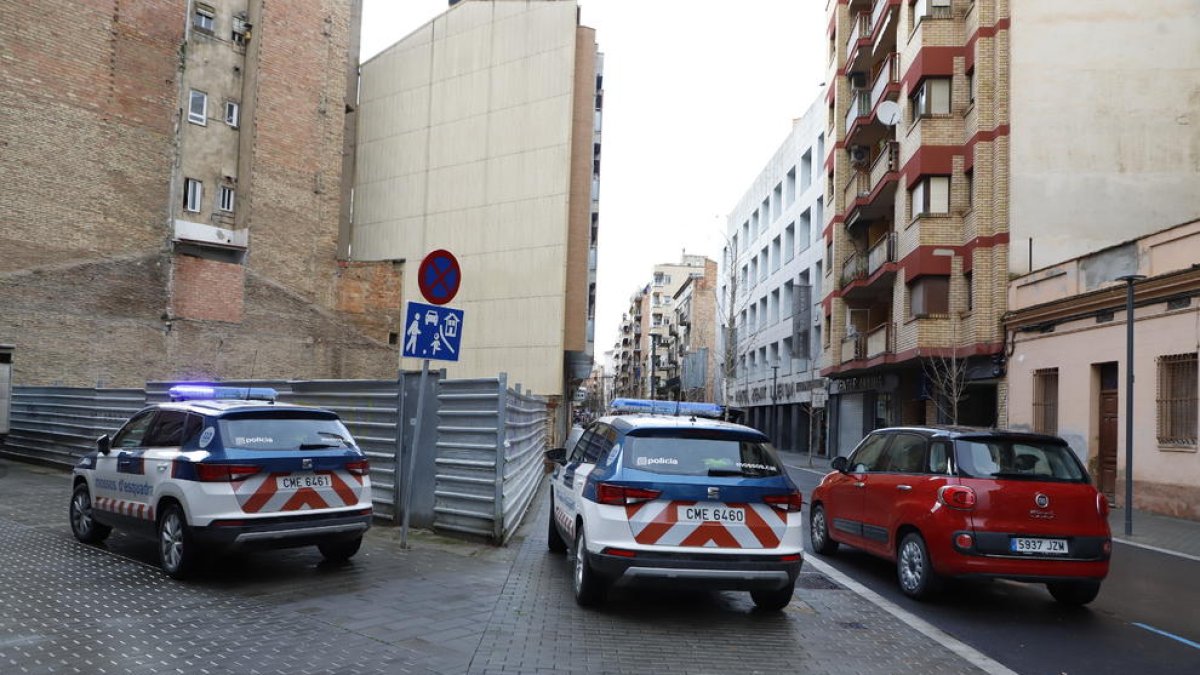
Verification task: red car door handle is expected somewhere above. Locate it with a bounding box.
[897,485,912,491]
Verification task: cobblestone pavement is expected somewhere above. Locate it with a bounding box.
[0,460,983,674]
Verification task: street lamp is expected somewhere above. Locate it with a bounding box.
[1116,274,1145,536]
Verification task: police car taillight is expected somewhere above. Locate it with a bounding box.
[764,490,803,512]
[345,459,370,476]
[196,463,261,482]
[596,483,661,506]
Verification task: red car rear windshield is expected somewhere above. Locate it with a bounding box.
[954,438,1087,483]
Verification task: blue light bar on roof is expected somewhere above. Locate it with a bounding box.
[608,398,724,419]
[168,385,278,402]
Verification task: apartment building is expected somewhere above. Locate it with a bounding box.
[664,259,719,403]
[612,288,648,399]
[0,0,396,387]
[348,0,603,440]
[821,0,1200,456]
[1006,219,1200,520]
[720,99,828,453]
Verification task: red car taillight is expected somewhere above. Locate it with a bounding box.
[764,490,803,512]
[1096,493,1110,517]
[195,463,260,482]
[595,483,661,506]
[937,485,977,510]
[345,459,370,476]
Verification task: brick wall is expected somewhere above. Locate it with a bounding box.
[334,260,404,343]
[173,254,245,323]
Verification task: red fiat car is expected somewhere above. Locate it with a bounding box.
[809,427,1111,605]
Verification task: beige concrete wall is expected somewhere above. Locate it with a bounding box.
[353,1,583,395]
[564,26,596,354]
[1009,0,1200,274]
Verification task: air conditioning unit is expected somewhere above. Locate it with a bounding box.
[848,72,867,89]
[849,145,870,164]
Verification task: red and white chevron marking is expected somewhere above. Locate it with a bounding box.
[233,471,362,514]
[624,500,787,549]
[93,496,154,521]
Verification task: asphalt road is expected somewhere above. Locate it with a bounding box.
[782,456,1200,675]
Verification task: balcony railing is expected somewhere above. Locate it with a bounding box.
[841,252,866,287]
[841,334,866,364]
[844,91,870,132]
[869,141,899,192]
[865,322,892,359]
[842,170,869,211]
[869,53,900,110]
[867,232,896,276]
[870,0,892,34]
[845,11,870,56]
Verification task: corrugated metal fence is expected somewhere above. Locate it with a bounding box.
[434,375,548,543]
[1,375,546,545]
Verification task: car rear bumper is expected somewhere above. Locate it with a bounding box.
[589,549,803,591]
[938,531,1110,581]
[192,511,373,551]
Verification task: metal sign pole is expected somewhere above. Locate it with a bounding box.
[400,358,430,548]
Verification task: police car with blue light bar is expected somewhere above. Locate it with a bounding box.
[69,385,373,579]
[544,398,804,610]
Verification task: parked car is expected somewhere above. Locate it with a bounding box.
[809,427,1111,605]
[69,385,373,579]
[544,399,805,610]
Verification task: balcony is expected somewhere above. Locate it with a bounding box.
[845,11,870,57]
[865,322,892,359]
[841,232,896,300]
[844,91,870,134]
[842,171,869,213]
[840,334,866,364]
[866,232,896,276]
[841,251,867,287]
[869,141,899,192]
[869,53,900,111]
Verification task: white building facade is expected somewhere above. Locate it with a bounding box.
[719,98,828,453]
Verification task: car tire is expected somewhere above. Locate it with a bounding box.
[158,503,197,580]
[318,535,363,562]
[69,483,111,545]
[572,527,607,607]
[1047,580,1101,606]
[751,581,796,611]
[897,532,938,600]
[809,504,839,555]
[547,497,567,554]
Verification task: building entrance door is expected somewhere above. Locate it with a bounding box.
[1098,362,1119,504]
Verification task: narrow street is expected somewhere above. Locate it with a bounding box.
[782,456,1200,675]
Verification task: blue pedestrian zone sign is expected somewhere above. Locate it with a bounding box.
[402,301,464,362]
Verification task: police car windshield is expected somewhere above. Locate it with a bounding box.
[218,412,354,451]
[954,439,1087,483]
[622,431,782,477]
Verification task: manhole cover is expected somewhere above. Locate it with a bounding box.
[794,573,843,590]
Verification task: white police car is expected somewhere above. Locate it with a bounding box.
[69,385,373,578]
[545,399,804,610]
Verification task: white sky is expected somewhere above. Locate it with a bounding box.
[359,0,827,365]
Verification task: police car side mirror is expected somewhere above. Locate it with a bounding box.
[97,434,112,455]
[831,456,848,473]
[544,448,567,465]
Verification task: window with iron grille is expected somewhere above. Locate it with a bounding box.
[1157,353,1198,446]
[1032,368,1059,435]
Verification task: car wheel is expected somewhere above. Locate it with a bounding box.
[547,497,567,554]
[751,581,796,611]
[158,503,197,580]
[69,483,111,544]
[897,532,938,600]
[572,527,607,607]
[318,535,363,562]
[1047,580,1101,606]
[809,504,839,555]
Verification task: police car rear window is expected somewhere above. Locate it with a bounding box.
[622,432,782,477]
[218,411,355,451]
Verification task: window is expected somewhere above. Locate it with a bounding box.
[1032,368,1059,435]
[967,68,976,105]
[910,175,950,218]
[224,101,239,127]
[928,441,951,474]
[911,77,951,118]
[1157,354,1198,446]
[193,3,215,33]
[183,178,203,213]
[217,185,235,212]
[113,411,156,449]
[849,433,890,472]
[145,411,188,447]
[188,90,207,125]
[908,275,950,317]
[964,271,974,312]
[232,15,249,45]
[883,434,927,473]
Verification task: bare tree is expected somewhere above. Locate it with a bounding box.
[921,352,970,424]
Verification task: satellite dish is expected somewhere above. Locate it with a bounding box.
[877,100,901,126]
